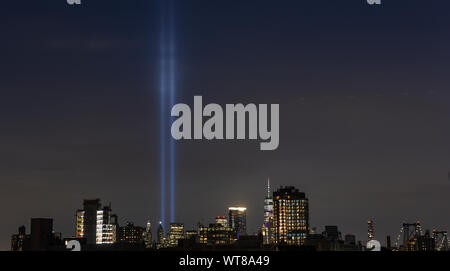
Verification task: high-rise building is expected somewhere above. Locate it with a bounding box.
[262,178,274,245]
[144,221,152,248]
[368,220,374,241]
[168,223,184,247]
[117,222,144,244]
[215,216,228,227]
[76,199,117,245]
[185,230,198,241]
[157,221,166,249]
[273,186,309,246]
[228,207,247,237]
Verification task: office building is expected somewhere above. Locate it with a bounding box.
[273,186,309,245]
[144,221,152,248]
[117,222,144,244]
[263,178,274,245]
[168,223,184,247]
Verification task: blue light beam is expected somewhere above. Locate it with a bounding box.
[159,0,177,228]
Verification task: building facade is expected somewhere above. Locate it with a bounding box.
[168,223,184,247]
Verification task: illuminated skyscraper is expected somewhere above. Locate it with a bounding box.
[228,207,247,237]
[168,223,184,247]
[144,221,152,248]
[262,178,274,245]
[368,220,374,241]
[273,186,309,246]
[76,199,117,245]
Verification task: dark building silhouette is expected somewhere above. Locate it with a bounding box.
[323,226,341,241]
[30,218,54,251]
[416,230,435,251]
[199,223,236,246]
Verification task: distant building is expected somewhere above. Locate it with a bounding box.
[368,220,374,241]
[228,207,247,237]
[323,225,341,241]
[273,186,309,245]
[117,222,144,244]
[215,216,228,227]
[185,230,198,241]
[144,221,152,248]
[11,225,28,251]
[11,219,63,251]
[76,199,118,245]
[168,223,184,247]
[386,235,392,250]
[417,230,435,251]
[30,218,60,251]
[344,234,356,247]
[157,222,165,248]
[199,223,237,246]
[262,178,274,245]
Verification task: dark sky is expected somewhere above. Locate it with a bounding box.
[1,0,450,250]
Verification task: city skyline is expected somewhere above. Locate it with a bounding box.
[8,181,450,251]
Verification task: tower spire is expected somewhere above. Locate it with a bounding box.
[267,177,271,198]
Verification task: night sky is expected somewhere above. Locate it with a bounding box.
[1,0,450,250]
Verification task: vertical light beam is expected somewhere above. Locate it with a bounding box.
[159,0,177,228]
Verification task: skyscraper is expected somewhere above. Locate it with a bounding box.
[228,207,247,237]
[215,216,228,227]
[273,186,309,246]
[30,218,54,251]
[76,199,117,245]
[168,223,184,247]
[144,221,152,248]
[11,225,27,251]
[262,178,274,245]
[117,222,144,244]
